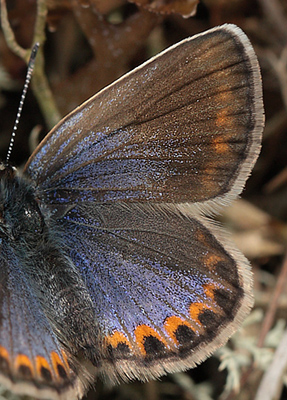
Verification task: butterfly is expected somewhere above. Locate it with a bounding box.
[0,24,264,399]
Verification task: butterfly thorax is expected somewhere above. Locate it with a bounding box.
[0,163,45,243]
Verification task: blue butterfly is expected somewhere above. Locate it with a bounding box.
[0,24,263,399]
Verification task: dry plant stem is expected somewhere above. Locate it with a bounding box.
[31,54,61,130]
[258,0,287,42]
[144,380,159,400]
[263,109,287,140]
[226,252,287,400]
[267,47,287,111]
[264,166,287,193]
[257,251,287,348]
[0,0,27,60]
[27,0,61,129]
[1,0,61,130]
[34,0,48,45]
[255,328,287,400]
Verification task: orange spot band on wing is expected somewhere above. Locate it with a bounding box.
[105,331,131,349]
[0,346,10,362]
[51,351,69,380]
[164,316,195,345]
[212,134,230,154]
[195,229,207,244]
[189,303,206,325]
[14,354,34,375]
[204,254,224,271]
[134,325,167,356]
[190,285,221,326]
[203,282,219,300]
[215,108,228,127]
[215,91,233,129]
[61,349,70,370]
[36,355,53,380]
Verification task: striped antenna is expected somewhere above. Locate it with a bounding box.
[6,43,40,163]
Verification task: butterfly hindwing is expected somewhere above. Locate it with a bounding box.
[55,202,252,382]
[0,240,85,399]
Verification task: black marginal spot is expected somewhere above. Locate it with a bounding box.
[215,260,239,287]
[175,325,196,346]
[0,355,9,373]
[143,336,166,358]
[178,335,201,357]
[41,366,52,382]
[198,309,222,340]
[116,342,131,355]
[18,365,33,378]
[107,343,131,360]
[214,288,243,315]
[57,364,68,380]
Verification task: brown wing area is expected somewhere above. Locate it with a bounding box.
[25,24,263,206]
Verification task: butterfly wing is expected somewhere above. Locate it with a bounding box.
[24,24,263,212]
[57,202,252,382]
[0,239,86,399]
[22,24,263,384]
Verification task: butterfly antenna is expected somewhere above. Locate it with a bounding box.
[6,42,40,164]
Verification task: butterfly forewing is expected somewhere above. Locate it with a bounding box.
[25,25,263,210]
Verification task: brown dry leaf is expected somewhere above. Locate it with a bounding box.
[2,0,37,48]
[47,0,125,16]
[222,200,287,259]
[223,199,272,231]
[87,0,126,14]
[47,0,71,9]
[129,0,198,18]
[51,4,160,114]
[233,229,284,259]
[46,0,73,30]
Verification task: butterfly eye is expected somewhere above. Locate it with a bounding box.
[10,213,43,241]
[0,182,45,241]
[10,201,45,241]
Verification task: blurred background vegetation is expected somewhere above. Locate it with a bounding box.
[0,0,287,399]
